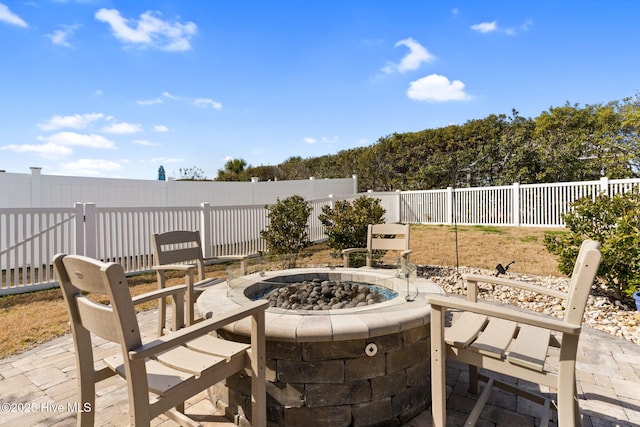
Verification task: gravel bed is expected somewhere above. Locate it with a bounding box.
[418,265,640,345]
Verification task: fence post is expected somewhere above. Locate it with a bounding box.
[512,182,520,226]
[200,202,212,258]
[84,203,97,259]
[74,203,85,255]
[30,167,42,208]
[446,187,453,225]
[599,177,609,196]
[352,174,358,194]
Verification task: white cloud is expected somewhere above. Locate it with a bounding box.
[151,156,183,163]
[0,142,72,158]
[304,136,338,145]
[47,24,81,47]
[137,97,163,105]
[153,125,169,132]
[471,21,497,34]
[407,74,472,102]
[471,19,532,35]
[95,8,197,51]
[192,98,222,109]
[382,37,435,74]
[38,132,116,149]
[163,92,177,99]
[57,159,122,176]
[38,113,105,131]
[133,139,159,146]
[321,136,339,144]
[0,3,28,28]
[101,122,142,134]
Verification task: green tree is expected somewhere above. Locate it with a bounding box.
[544,191,640,298]
[318,196,385,254]
[216,158,249,181]
[260,195,312,267]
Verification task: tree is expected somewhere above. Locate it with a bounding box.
[178,166,208,181]
[216,159,248,181]
[260,195,312,267]
[544,191,640,298]
[318,196,385,255]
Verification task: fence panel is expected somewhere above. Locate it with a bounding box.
[399,190,448,224]
[453,185,513,226]
[93,206,201,272]
[519,180,602,227]
[5,177,640,295]
[0,207,76,294]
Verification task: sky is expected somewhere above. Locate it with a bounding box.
[0,1,639,181]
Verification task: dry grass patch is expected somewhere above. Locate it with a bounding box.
[410,224,563,277]
[0,225,564,358]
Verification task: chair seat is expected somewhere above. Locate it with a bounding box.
[105,354,195,396]
[446,311,553,372]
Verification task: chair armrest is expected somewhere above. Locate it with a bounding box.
[401,249,412,257]
[463,273,567,300]
[425,294,580,335]
[204,253,260,262]
[131,285,187,306]
[342,248,368,255]
[152,263,196,272]
[128,299,270,360]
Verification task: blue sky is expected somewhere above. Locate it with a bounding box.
[0,1,638,180]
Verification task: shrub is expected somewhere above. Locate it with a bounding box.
[543,191,640,298]
[318,196,385,254]
[260,195,312,266]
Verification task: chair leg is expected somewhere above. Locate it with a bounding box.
[557,335,580,427]
[430,306,447,427]
[469,365,479,394]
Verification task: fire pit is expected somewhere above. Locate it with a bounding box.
[196,265,444,426]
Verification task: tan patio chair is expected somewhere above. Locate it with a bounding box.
[152,230,257,331]
[53,253,267,427]
[426,239,601,427]
[342,223,412,269]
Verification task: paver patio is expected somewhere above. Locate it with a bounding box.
[1,308,639,426]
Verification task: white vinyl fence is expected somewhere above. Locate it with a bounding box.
[400,177,640,226]
[2,177,640,295]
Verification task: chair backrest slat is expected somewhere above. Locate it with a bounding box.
[369,223,410,252]
[152,230,205,268]
[565,239,601,325]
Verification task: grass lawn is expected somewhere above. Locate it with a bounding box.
[0,224,563,358]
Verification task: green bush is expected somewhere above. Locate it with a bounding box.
[318,195,385,255]
[543,191,640,298]
[260,195,312,266]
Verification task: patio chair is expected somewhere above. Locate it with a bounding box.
[426,239,601,427]
[342,223,412,269]
[53,253,267,427]
[152,230,257,332]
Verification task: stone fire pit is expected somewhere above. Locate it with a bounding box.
[196,266,444,427]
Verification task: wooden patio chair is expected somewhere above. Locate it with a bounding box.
[53,253,267,427]
[342,223,412,269]
[426,239,601,427]
[152,230,257,332]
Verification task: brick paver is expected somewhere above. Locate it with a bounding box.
[1,309,638,427]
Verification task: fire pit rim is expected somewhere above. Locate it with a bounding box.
[196,267,445,342]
